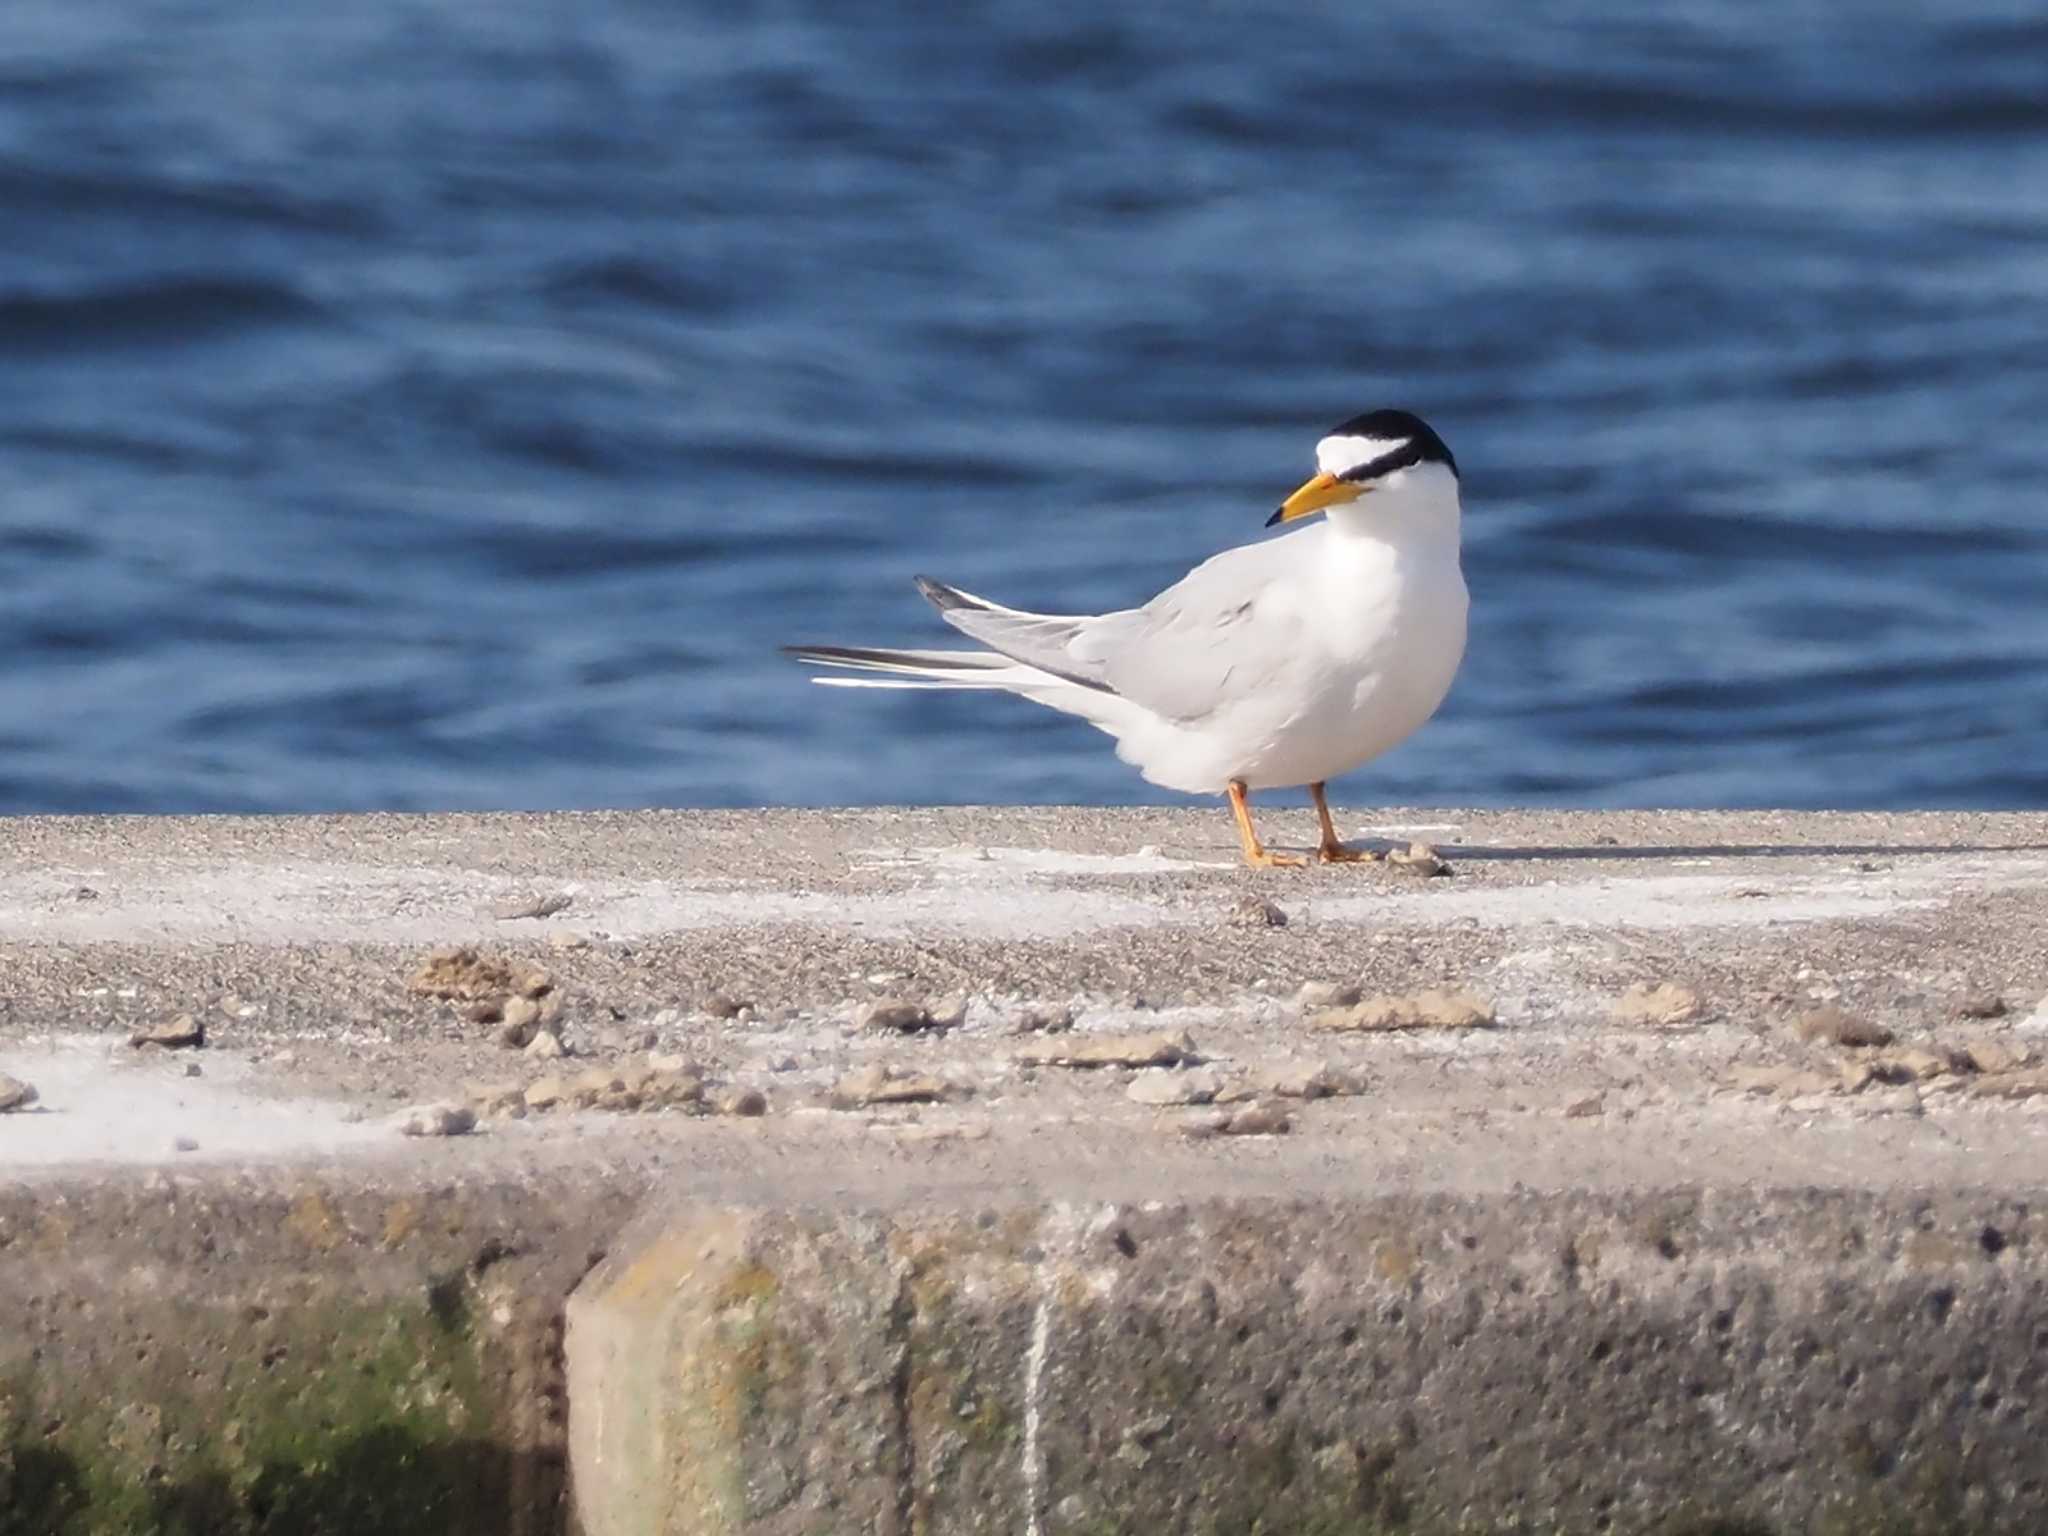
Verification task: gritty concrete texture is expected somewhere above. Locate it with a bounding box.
[0,1165,641,1536]
[4,806,2048,1532]
[569,1181,2048,1536]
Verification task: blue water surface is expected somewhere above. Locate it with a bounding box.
[1,2,2044,813]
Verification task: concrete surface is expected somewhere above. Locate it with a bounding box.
[570,1183,2048,1536]
[4,805,2048,1532]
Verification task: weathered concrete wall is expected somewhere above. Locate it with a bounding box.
[568,1187,2048,1536]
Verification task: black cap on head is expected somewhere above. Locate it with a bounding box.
[1324,409,1458,482]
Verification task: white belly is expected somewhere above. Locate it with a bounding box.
[1122,541,1468,794]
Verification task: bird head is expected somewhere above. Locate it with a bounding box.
[1268,409,1460,527]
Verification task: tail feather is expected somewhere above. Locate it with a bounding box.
[780,643,1025,691]
[783,604,1153,748]
[783,575,1112,701]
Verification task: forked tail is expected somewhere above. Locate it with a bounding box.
[779,643,1030,690]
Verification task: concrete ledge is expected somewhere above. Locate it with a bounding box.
[568,1184,2048,1536]
[4,807,2048,1533]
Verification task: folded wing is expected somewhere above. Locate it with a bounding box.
[917,534,1310,725]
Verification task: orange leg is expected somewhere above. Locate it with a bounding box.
[1311,782,1381,864]
[1227,780,1305,868]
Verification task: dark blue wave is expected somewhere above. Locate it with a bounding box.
[0,276,327,351]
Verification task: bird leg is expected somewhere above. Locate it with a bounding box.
[1228,780,1305,868]
[1311,781,1381,864]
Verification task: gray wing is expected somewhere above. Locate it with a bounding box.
[917,533,1311,723]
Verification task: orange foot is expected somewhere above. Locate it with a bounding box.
[1226,780,1307,869]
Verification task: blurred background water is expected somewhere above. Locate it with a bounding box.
[0,1,2044,814]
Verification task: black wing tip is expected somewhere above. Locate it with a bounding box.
[782,643,868,666]
[781,643,964,673]
[913,574,972,612]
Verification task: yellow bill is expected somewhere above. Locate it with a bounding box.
[1267,471,1365,527]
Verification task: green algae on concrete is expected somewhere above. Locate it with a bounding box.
[0,1171,642,1536]
[1,1299,497,1536]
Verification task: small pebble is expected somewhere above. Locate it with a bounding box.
[830,1064,960,1108]
[1614,982,1703,1028]
[173,1136,200,1153]
[466,1081,526,1116]
[1968,1068,2048,1102]
[858,998,936,1033]
[524,1076,569,1110]
[1126,1067,1224,1107]
[1386,841,1450,876]
[1724,1064,1837,1099]
[720,1088,769,1118]
[644,1069,706,1107]
[1016,1030,1198,1069]
[1792,1007,1892,1048]
[1885,1047,1955,1082]
[498,995,543,1048]
[1185,1102,1292,1139]
[1247,1061,1356,1100]
[1295,980,1362,1011]
[396,1103,477,1137]
[0,1074,39,1113]
[1961,1038,2031,1075]
[1008,1004,1076,1035]
[493,892,573,921]
[1311,990,1494,1033]
[407,946,553,1002]
[1228,895,1287,929]
[524,1029,566,1061]
[569,1067,626,1106]
[130,1014,205,1050]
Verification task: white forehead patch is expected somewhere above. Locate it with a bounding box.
[1316,434,1408,478]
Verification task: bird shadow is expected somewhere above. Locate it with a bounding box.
[1441,841,2048,863]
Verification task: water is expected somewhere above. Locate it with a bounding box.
[2,1,2045,815]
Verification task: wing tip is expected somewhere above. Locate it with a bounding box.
[913,574,974,613]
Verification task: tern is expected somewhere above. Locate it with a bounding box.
[785,409,1468,868]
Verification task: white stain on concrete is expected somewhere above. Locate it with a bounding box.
[1312,859,2048,932]
[856,845,1218,877]
[4,851,2044,947]
[0,1036,386,1168]
[1021,1255,1055,1536]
